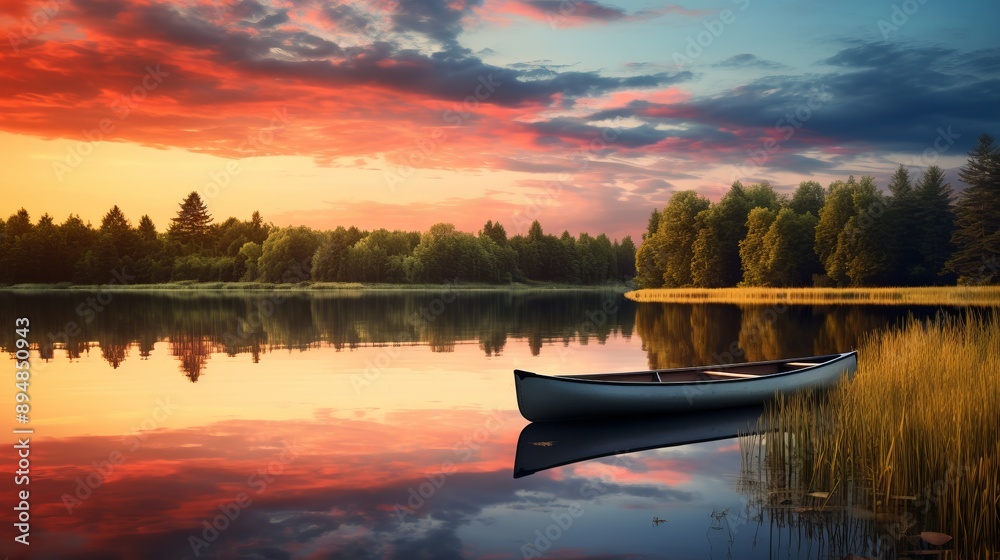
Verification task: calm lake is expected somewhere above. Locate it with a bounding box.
[0,290,979,559]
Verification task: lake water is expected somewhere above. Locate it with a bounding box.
[0,290,973,559]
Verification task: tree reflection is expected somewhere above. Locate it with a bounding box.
[0,290,635,381]
[4,290,965,382]
[170,333,213,382]
[635,302,965,368]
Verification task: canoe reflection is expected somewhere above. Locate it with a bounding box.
[513,405,765,478]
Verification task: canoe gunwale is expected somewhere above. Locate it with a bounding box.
[513,352,855,387]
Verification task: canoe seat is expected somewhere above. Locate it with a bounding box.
[785,362,819,367]
[702,370,759,379]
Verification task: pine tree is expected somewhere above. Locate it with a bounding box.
[137,215,157,241]
[913,165,955,284]
[885,165,921,285]
[947,134,1000,284]
[168,192,214,245]
[100,205,132,235]
[480,220,508,246]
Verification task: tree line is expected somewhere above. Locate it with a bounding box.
[0,196,636,285]
[635,133,1000,288]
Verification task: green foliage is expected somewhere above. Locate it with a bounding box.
[342,228,419,283]
[636,133,998,290]
[237,242,263,281]
[407,223,516,283]
[480,220,508,246]
[947,134,1000,284]
[258,226,320,283]
[171,255,238,282]
[651,190,711,287]
[836,176,891,286]
[741,207,818,287]
[789,181,825,217]
[739,207,777,286]
[615,236,637,281]
[311,226,365,281]
[643,209,661,241]
[690,182,780,287]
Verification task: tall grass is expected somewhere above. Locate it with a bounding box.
[626,286,1000,306]
[759,313,999,556]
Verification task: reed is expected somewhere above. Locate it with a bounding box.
[759,313,1000,557]
[625,286,1000,306]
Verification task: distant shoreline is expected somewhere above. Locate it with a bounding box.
[0,281,634,293]
[625,286,1000,306]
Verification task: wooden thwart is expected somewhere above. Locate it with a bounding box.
[702,370,759,379]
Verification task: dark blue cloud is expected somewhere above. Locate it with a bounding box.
[713,53,789,70]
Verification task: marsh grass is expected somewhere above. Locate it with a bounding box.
[758,313,1000,556]
[626,286,1000,306]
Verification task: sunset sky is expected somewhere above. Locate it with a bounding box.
[1,0,997,241]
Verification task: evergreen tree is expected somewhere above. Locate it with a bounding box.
[913,165,955,284]
[480,220,508,246]
[947,134,1000,284]
[168,192,214,245]
[137,215,157,241]
[616,235,637,281]
[885,165,921,285]
[100,205,131,235]
[643,209,661,241]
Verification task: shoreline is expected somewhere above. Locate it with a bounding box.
[0,281,633,293]
[625,286,1000,306]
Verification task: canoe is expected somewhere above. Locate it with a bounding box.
[513,404,766,478]
[513,352,857,422]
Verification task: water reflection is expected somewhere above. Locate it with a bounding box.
[513,405,764,478]
[0,290,635,380]
[2,291,980,382]
[2,291,993,558]
[634,302,975,368]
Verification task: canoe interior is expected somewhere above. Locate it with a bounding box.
[559,355,840,384]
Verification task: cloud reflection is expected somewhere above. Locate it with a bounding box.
[1,407,741,559]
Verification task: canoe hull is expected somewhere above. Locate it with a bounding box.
[514,352,857,422]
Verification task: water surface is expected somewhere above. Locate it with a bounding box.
[0,290,971,559]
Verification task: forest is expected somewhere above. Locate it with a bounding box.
[635,133,1000,288]
[2,133,996,288]
[0,197,636,286]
